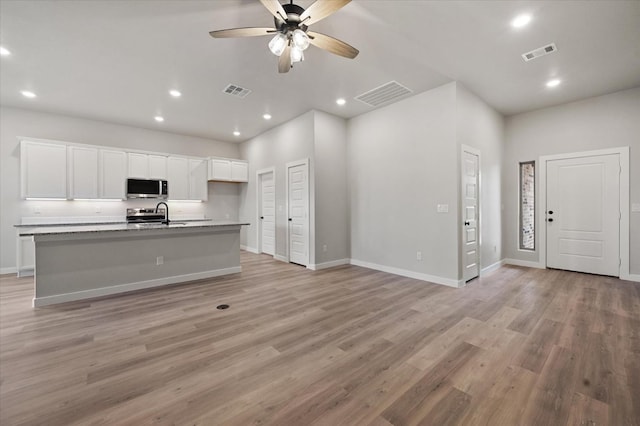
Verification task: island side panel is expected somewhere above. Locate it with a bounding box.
[33,227,241,306]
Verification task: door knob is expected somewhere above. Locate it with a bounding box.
[548,218,554,222]
[260,216,264,219]
[548,210,554,214]
[464,221,470,226]
[288,218,292,221]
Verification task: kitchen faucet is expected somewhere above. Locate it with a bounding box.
[155,202,170,225]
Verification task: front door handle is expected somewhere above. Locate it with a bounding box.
[260,216,264,219]
[464,221,470,226]
[548,218,554,222]
[548,210,554,215]
[288,218,292,222]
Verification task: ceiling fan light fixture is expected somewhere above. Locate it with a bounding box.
[268,33,288,56]
[292,29,310,51]
[291,45,304,63]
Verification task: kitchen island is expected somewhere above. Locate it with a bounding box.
[19,221,248,307]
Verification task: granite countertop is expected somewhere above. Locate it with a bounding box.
[18,221,249,237]
[14,218,210,228]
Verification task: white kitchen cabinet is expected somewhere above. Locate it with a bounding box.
[148,155,168,179]
[189,159,208,201]
[21,140,68,199]
[167,157,189,200]
[99,149,127,199]
[208,157,248,182]
[231,161,249,182]
[127,153,148,178]
[68,146,99,199]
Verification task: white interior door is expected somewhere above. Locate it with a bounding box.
[259,171,275,256]
[288,163,309,266]
[462,148,479,281]
[546,154,620,276]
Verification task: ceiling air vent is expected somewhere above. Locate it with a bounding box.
[222,84,251,98]
[522,43,558,62]
[355,81,413,107]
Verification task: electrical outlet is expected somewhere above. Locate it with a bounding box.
[322,244,327,252]
[494,245,497,252]
[416,251,422,261]
[95,204,101,214]
[225,213,230,219]
[632,203,640,212]
[34,205,41,215]
[437,204,449,213]
[156,256,164,265]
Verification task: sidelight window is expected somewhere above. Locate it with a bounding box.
[519,161,535,250]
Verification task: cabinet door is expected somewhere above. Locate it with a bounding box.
[100,149,127,199]
[231,161,249,182]
[21,140,67,199]
[210,159,232,181]
[148,155,168,179]
[189,159,208,201]
[128,153,148,178]
[167,157,189,200]
[68,146,99,199]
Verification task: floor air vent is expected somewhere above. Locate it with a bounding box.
[222,84,251,98]
[522,43,558,62]
[355,81,413,107]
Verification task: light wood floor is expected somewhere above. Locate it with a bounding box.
[1,252,639,425]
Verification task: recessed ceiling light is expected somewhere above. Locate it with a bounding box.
[233,130,240,137]
[336,98,346,106]
[511,14,532,28]
[0,46,11,56]
[263,113,272,120]
[169,90,181,97]
[546,79,561,88]
[21,90,36,98]
[154,116,165,122]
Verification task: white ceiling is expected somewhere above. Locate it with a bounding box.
[1,0,639,143]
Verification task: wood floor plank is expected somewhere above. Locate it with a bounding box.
[1,253,639,425]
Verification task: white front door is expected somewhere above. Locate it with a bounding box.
[462,148,480,281]
[259,171,275,256]
[546,154,620,276]
[288,163,309,266]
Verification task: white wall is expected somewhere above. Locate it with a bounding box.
[348,83,460,283]
[313,111,349,265]
[238,111,315,260]
[0,106,240,272]
[503,87,640,275]
[456,84,505,274]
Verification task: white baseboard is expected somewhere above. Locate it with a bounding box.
[0,266,17,275]
[33,266,242,307]
[240,245,259,254]
[503,258,545,269]
[307,258,350,271]
[274,254,288,263]
[350,259,464,288]
[480,259,505,276]
[621,273,640,283]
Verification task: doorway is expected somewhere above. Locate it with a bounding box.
[540,147,630,278]
[461,145,480,282]
[286,159,309,267]
[257,168,275,256]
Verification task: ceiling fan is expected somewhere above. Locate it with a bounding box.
[209,0,359,73]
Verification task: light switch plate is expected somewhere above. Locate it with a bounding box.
[632,203,640,213]
[437,204,449,213]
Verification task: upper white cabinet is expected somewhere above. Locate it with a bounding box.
[148,155,168,179]
[167,157,189,200]
[189,159,208,201]
[209,157,248,182]
[21,140,67,199]
[68,146,99,199]
[231,161,249,182]
[99,149,127,199]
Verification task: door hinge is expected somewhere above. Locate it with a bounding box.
[619,258,622,267]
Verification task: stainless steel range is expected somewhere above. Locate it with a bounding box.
[126,208,166,224]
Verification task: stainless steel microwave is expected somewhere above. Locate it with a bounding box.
[126,178,168,199]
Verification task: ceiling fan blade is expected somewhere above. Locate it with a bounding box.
[278,44,291,73]
[259,0,288,23]
[307,31,359,59]
[209,27,275,38]
[299,0,351,26]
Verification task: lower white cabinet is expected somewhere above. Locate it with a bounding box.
[99,149,127,199]
[21,140,68,199]
[68,146,99,199]
[208,157,248,182]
